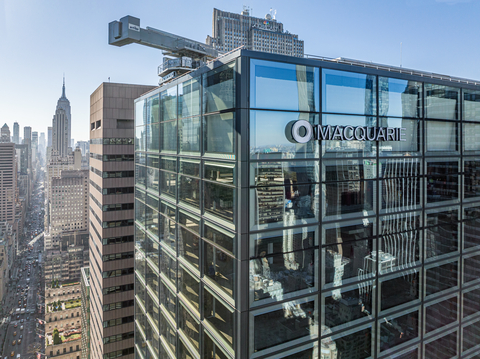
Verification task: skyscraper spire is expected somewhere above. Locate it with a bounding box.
[62,74,66,99]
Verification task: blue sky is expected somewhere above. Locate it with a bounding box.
[0,0,479,141]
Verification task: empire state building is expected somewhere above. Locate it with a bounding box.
[52,78,71,157]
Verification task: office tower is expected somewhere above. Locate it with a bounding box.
[1,124,10,142]
[13,122,19,144]
[23,126,32,172]
[40,132,46,153]
[0,142,16,224]
[52,78,71,157]
[48,126,53,147]
[206,7,304,56]
[76,141,89,156]
[80,267,91,359]
[131,49,480,358]
[32,131,38,165]
[88,82,155,359]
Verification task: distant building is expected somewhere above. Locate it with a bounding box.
[52,79,72,158]
[0,142,16,224]
[32,131,38,166]
[13,122,19,144]
[48,126,53,147]
[1,124,10,142]
[206,7,304,57]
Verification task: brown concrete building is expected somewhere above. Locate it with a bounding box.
[88,82,155,359]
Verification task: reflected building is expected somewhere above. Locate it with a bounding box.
[132,49,480,358]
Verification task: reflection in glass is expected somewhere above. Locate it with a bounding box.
[161,120,177,152]
[178,226,199,270]
[135,199,146,227]
[135,224,146,253]
[250,59,319,112]
[160,170,176,199]
[204,222,234,254]
[146,167,159,192]
[252,183,318,229]
[179,77,200,118]
[250,228,316,302]
[179,266,200,312]
[146,261,159,297]
[324,285,373,330]
[205,162,235,185]
[179,116,200,153]
[146,123,160,152]
[135,98,146,127]
[322,69,377,115]
[161,87,177,122]
[204,289,234,348]
[136,125,146,152]
[324,180,374,217]
[178,211,199,234]
[159,280,176,320]
[380,159,421,212]
[161,312,176,354]
[250,111,319,160]
[463,288,480,318]
[328,327,371,359]
[145,232,159,266]
[464,89,480,121]
[426,262,458,296]
[160,249,176,289]
[380,273,419,311]
[426,121,457,152]
[159,214,176,251]
[424,331,457,359]
[203,62,235,113]
[380,311,418,352]
[379,77,422,118]
[204,332,229,359]
[253,299,317,352]
[251,161,318,187]
[426,161,459,203]
[204,112,234,156]
[464,254,480,283]
[464,123,480,152]
[322,115,376,158]
[426,209,459,259]
[378,118,420,156]
[204,182,234,223]
[464,206,480,249]
[463,320,480,352]
[179,175,200,209]
[426,296,457,333]
[204,242,234,298]
[465,161,480,198]
[179,305,199,350]
[425,84,459,120]
[135,164,146,188]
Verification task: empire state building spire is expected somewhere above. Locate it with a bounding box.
[61,75,66,99]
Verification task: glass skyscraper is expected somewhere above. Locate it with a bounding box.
[134,49,480,359]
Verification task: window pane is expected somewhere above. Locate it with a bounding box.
[253,299,317,352]
[465,161,480,199]
[159,214,176,252]
[179,267,200,313]
[179,77,200,118]
[464,206,480,249]
[179,306,200,351]
[426,121,457,152]
[161,87,177,122]
[322,69,376,115]
[426,296,457,333]
[464,123,480,152]
[426,261,458,297]
[326,328,372,359]
[204,242,234,298]
[250,110,319,160]
[159,280,176,320]
[378,118,421,156]
[203,62,235,113]
[160,170,176,200]
[179,175,200,209]
[250,59,319,112]
[204,290,234,348]
[380,311,419,352]
[178,226,200,270]
[179,116,200,153]
[250,161,318,187]
[324,180,375,218]
[135,99,147,127]
[464,254,480,283]
[424,331,457,359]
[463,89,480,121]
[135,164,146,188]
[379,77,422,118]
[146,167,159,192]
[204,222,234,254]
[160,249,176,289]
[145,206,159,239]
[205,162,235,185]
[425,84,459,120]
[204,182,234,223]
[380,273,420,311]
[463,288,480,318]
[463,320,480,352]
[146,123,160,152]
[147,94,160,124]
[426,161,459,203]
[204,112,235,156]
[136,125,146,151]
[426,208,459,260]
[160,120,177,152]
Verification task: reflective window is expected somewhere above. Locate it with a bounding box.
[324,180,375,218]
[160,312,176,354]
[204,289,234,348]
[204,332,230,359]
[135,164,146,189]
[426,161,459,203]
[465,161,480,199]
[145,231,159,265]
[250,227,317,303]
[179,339,195,359]
[463,320,480,352]
[426,296,458,332]
[380,310,419,352]
[135,98,147,127]
[464,123,480,152]
[179,116,200,153]
[378,118,421,156]
[160,170,176,200]
[426,121,458,152]
[425,84,459,120]
[160,120,177,152]
[146,261,159,297]
[379,77,422,118]
[426,261,458,297]
[463,89,480,121]
[179,175,200,209]
[178,226,200,270]
[179,77,200,118]
[424,331,457,359]
[135,199,146,227]
[159,214,176,252]
[147,94,160,124]
[250,111,319,160]
[464,288,480,319]
[159,280,176,321]
[146,167,159,193]
[322,115,377,158]
[204,182,234,223]
[425,208,459,259]
[178,211,200,234]
[179,305,199,351]
[380,273,419,311]
[205,162,235,185]
[160,248,176,289]
[179,266,200,313]
[146,123,160,152]
[204,112,235,156]
[135,125,146,152]
[204,242,234,298]
[161,87,177,122]
[135,224,146,253]
[203,62,235,113]
[250,59,319,112]
[253,299,317,352]
[322,69,377,115]
[161,156,177,172]
[464,254,480,284]
[251,161,318,187]
[323,327,371,359]
[204,222,234,254]
[464,206,480,249]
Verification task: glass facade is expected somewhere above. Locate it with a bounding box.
[134,52,480,359]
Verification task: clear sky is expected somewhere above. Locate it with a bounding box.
[1,0,479,141]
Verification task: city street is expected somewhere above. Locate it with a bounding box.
[1,173,45,359]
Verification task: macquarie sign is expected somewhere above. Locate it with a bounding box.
[286,120,406,144]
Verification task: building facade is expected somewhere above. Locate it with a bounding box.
[13,122,19,144]
[80,267,91,359]
[206,8,304,57]
[0,142,16,225]
[133,49,480,359]
[89,82,156,359]
[52,79,72,158]
[1,123,11,142]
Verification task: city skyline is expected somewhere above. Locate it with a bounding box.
[2,0,480,141]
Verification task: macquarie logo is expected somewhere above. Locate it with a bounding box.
[285,120,406,143]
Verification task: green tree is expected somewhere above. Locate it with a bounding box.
[53,328,62,345]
